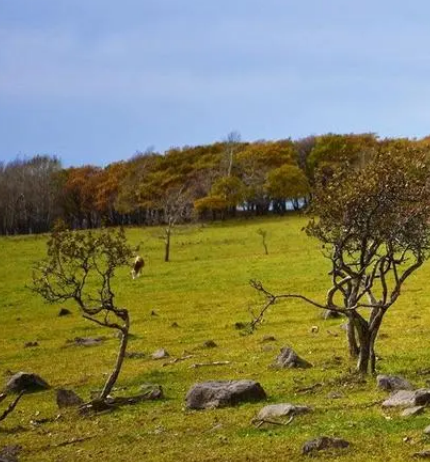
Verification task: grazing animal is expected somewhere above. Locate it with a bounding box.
[131,256,145,279]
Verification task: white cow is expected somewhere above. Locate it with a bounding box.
[131,256,145,279]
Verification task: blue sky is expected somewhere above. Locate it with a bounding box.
[1,0,430,167]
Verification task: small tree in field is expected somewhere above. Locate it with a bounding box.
[252,147,430,374]
[33,225,134,406]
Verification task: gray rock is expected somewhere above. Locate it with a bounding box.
[151,348,169,360]
[302,436,350,455]
[377,374,413,391]
[56,388,84,408]
[401,406,425,417]
[203,340,217,348]
[274,347,312,369]
[67,337,105,347]
[24,341,39,348]
[125,351,146,359]
[261,335,276,343]
[327,391,344,399]
[186,380,266,410]
[424,425,430,435]
[256,403,311,420]
[382,389,430,408]
[0,445,21,462]
[413,450,430,458]
[6,372,50,393]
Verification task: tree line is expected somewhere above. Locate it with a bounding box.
[2,133,430,235]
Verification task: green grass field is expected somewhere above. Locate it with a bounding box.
[2,214,430,461]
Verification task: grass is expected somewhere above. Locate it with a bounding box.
[2,214,430,460]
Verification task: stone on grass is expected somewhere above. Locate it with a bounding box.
[125,351,146,359]
[186,380,266,410]
[56,388,84,408]
[382,389,430,408]
[256,403,311,421]
[151,348,169,360]
[401,406,425,417]
[261,335,276,343]
[274,347,312,369]
[377,374,413,391]
[139,384,164,400]
[67,337,105,347]
[302,436,350,455]
[413,450,430,458]
[6,372,50,393]
[202,340,217,348]
[24,341,39,348]
[0,445,21,462]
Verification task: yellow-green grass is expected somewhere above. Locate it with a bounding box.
[2,215,430,461]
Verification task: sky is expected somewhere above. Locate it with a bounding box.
[1,0,430,167]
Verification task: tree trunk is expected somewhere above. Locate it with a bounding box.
[347,319,359,358]
[164,227,171,262]
[354,315,371,374]
[99,312,130,400]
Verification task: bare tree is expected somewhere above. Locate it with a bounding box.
[32,225,134,407]
[251,147,430,374]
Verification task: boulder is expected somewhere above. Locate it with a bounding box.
[202,340,217,348]
[6,372,50,393]
[256,403,311,421]
[0,445,21,462]
[56,388,84,408]
[274,347,312,369]
[67,337,105,347]
[302,436,350,455]
[377,374,413,391]
[186,380,266,410]
[401,406,425,417]
[58,308,72,316]
[382,389,430,408]
[151,348,169,360]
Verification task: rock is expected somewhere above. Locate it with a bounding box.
[261,335,276,343]
[6,372,50,393]
[151,348,169,360]
[203,340,217,348]
[413,450,430,458]
[302,436,350,455]
[24,341,39,348]
[185,380,266,410]
[150,310,158,316]
[67,337,105,347]
[327,391,344,399]
[58,308,71,316]
[256,403,311,421]
[234,322,247,330]
[274,347,312,369]
[56,388,84,408]
[382,389,430,408]
[0,445,21,462]
[310,326,319,333]
[377,374,413,391]
[424,425,430,435]
[139,384,164,400]
[125,351,146,359]
[170,322,179,328]
[401,406,425,417]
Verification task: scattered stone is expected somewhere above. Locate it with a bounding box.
[302,436,350,455]
[310,326,319,333]
[67,337,105,347]
[6,372,50,393]
[377,375,413,391]
[151,348,169,360]
[186,380,266,410]
[0,445,21,462]
[382,389,430,408]
[401,406,425,417]
[125,351,146,359]
[56,388,84,408]
[58,308,71,316]
[203,340,217,348]
[256,403,311,421]
[339,323,348,331]
[234,322,247,330]
[139,384,164,400]
[261,335,276,343]
[424,425,430,435]
[273,347,312,369]
[24,341,39,348]
[150,310,158,316]
[327,391,344,399]
[413,450,430,458]
[170,322,179,328]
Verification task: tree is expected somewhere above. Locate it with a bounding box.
[252,147,430,374]
[32,225,135,408]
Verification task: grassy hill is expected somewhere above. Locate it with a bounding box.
[2,214,430,461]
